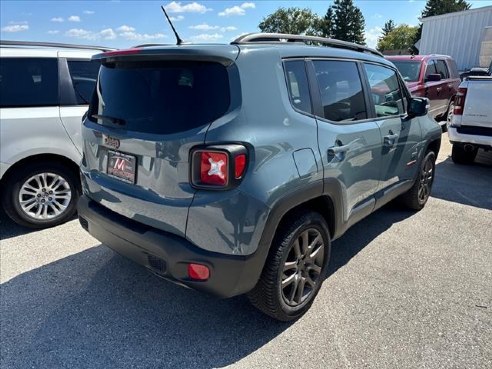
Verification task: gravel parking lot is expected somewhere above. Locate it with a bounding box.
[1,135,491,369]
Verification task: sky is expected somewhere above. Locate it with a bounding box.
[1,0,492,49]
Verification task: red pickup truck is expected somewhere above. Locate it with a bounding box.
[387,55,460,127]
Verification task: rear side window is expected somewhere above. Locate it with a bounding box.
[89,61,230,134]
[364,63,405,117]
[313,60,367,122]
[283,60,312,114]
[67,60,100,105]
[0,58,58,107]
[435,60,450,79]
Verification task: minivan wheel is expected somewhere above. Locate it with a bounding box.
[1,162,79,229]
[451,144,477,165]
[248,212,331,321]
[400,151,436,211]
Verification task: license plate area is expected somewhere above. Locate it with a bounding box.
[107,150,137,184]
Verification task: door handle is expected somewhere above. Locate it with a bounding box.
[384,133,399,147]
[328,144,351,155]
[436,87,442,93]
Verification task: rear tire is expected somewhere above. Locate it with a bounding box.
[247,212,331,321]
[1,162,80,229]
[451,144,477,165]
[400,151,436,211]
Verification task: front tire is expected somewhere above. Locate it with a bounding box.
[1,162,80,229]
[400,151,436,211]
[248,212,331,321]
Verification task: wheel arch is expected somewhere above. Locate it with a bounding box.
[0,153,81,190]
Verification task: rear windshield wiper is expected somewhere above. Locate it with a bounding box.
[91,114,126,125]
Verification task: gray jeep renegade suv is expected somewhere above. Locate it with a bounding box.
[78,33,441,321]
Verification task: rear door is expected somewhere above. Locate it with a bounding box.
[362,63,422,193]
[0,57,73,165]
[308,59,382,224]
[81,56,236,235]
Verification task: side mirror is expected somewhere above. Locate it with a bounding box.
[426,73,442,82]
[408,97,429,118]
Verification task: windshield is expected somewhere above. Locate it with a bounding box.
[89,60,230,135]
[392,61,422,82]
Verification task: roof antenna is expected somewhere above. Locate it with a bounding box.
[161,5,183,45]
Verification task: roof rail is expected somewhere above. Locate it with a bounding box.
[131,43,170,48]
[231,33,383,57]
[0,40,113,52]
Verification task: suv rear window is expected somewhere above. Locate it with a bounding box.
[89,60,230,134]
[0,58,58,108]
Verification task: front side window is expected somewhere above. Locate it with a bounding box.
[283,60,312,114]
[425,60,438,80]
[435,60,450,79]
[313,60,367,122]
[67,60,100,105]
[0,58,58,107]
[364,63,405,117]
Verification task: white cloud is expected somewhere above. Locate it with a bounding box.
[219,2,255,16]
[189,23,219,31]
[51,17,64,22]
[1,24,29,32]
[100,28,117,40]
[221,26,237,32]
[240,2,255,9]
[169,15,184,21]
[117,25,135,32]
[165,1,211,14]
[190,33,223,42]
[83,10,95,15]
[119,31,166,41]
[365,26,383,49]
[219,6,245,17]
[47,30,59,34]
[65,28,95,39]
[68,15,81,22]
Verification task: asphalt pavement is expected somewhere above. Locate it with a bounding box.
[1,135,491,369]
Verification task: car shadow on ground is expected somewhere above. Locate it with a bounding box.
[1,203,416,369]
[432,150,492,210]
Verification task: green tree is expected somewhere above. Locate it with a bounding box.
[414,0,471,48]
[320,7,334,38]
[331,0,366,44]
[382,19,396,37]
[258,7,322,36]
[421,0,471,17]
[377,25,419,52]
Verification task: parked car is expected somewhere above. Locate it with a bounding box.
[459,59,492,80]
[387,54,460,127]
[447,75,492,164]
[0,41,108,228]
[78,33,442,321]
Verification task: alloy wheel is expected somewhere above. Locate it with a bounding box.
[418,157,434,203]
[281,228,325,307]
[18,172,72,220]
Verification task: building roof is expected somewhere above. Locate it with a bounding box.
[420,5,492,23]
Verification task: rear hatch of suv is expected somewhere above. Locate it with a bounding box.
[81,45,239,236]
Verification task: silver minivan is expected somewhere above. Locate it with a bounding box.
[0,41,107,228]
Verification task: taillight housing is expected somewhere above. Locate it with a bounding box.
[191,144,248,189]
[453,87,467,116]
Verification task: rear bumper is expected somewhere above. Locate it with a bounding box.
[448,126,492,149]
[77,195,266,298]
